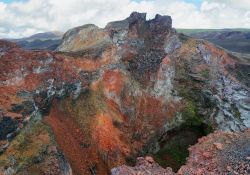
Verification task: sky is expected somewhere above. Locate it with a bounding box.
[0,0,250,38]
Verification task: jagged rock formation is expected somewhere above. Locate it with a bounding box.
[0,12,249,175]
[57,24,111,52]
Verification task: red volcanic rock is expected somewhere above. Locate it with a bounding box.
[213,142,223,150]
[145,156,155,163]
[178,129,250,175]
[111,156,175,175]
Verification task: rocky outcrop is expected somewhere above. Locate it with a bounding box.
[57,24,112,52]
[173,39,250,132]
[178,129,250,175]
[0,12,250,175]
[111,156,175,175]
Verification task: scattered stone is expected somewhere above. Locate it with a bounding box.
[145,156,154,163]
[213,142,223,150]
[202,151,212,158]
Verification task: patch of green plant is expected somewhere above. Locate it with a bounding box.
[12,134,28,150]
[61,86,107,120]
[231,106,241,120]
[177,83,215,134]
[235,110,241,119]
[182,100,203,127]
[201,69,209,79]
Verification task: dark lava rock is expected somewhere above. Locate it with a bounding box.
[0,116,18,140]
[127,12,147,24]
[10,104,24,113]
[21,101,35,116]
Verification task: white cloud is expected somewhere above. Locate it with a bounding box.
[0,0,250,38]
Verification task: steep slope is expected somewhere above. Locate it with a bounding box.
[0,12,249,175]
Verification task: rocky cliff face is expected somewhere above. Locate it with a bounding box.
[0,12,249,175]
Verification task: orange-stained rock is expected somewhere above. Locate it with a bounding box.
[92,113,130,167]
[102,69,124,96]
[45,101,110,175]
